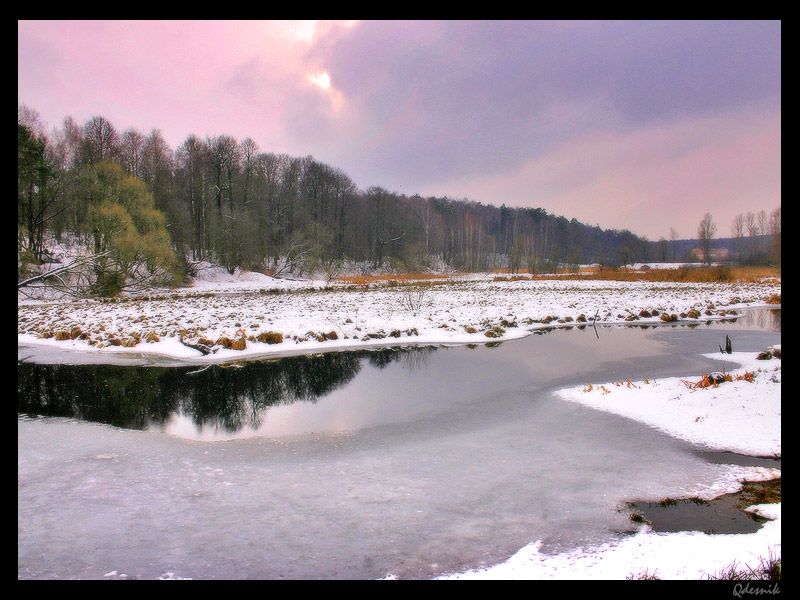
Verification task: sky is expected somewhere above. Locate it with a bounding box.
[18,20,781,240]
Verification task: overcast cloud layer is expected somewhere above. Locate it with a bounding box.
[18,20,781,240]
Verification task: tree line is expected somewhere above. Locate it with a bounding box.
[649,210,781,268]
[18,103,779,296]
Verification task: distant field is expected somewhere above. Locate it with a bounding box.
[490,265,780,284]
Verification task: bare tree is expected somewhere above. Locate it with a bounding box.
[51,115,84,172]
[18,101,46,138]
[81,116,119,164]
[239,137,259,207]
[768,207,781,268]
[669,227,680,262]
[119,128,146,178]
[731,213,745,264]
[757,209,769,257]
[745,211,759,262]
[697,213,716,265]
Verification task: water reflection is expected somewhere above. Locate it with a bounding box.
[18,309,779,439]
[17,347,435,436]
[736,306,781,332]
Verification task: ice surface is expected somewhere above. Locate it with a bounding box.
[19,324,780,580]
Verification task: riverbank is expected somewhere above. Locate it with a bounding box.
[439,346,781,580]
[17,271,780,364]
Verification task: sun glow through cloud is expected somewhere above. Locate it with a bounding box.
[308,71,331,90]
[306,70,345,113]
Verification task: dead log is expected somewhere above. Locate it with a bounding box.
[179,336,216,355]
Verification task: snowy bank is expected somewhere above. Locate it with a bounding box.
[439,504,780,580]
[438,348,781,580]
[18,272,780,364]
[553,348,781,457]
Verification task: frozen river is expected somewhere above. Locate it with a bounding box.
[18,311,780,579]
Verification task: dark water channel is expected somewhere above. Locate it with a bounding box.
[626,476,781,536]
[18,309,780,580]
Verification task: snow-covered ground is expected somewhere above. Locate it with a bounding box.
[438,504,781,580]
[18,267,780,365]
[17,266,781,580]
[439,347,781,580]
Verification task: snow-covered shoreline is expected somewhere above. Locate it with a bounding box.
[18,271,780,365]
[438,347,781,580]
[554,349,781,458]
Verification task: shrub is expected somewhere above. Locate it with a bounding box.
[485,326,505,338]
[757,346,781,360]
[216,336,234,349]
[256,331,283,344]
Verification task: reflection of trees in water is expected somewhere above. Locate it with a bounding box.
[746,308,781,332]
[17,346,437,433]
[364,346,435,371]
[17,363,166,430]
[184,352,364,432]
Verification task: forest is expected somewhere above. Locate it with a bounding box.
[17,103,778,296]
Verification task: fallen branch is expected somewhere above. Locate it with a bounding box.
[178,336,216,356]
[17,250,112,289]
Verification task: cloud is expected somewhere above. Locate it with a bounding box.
[18,20,324,149]
[18,20,780,239]
[423,100,781,238]
[296,20,781,193]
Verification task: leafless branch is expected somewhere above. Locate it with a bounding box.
[17,250,112,289]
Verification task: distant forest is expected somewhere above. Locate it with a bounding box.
[18,104,780,295]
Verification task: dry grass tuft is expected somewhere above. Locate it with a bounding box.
[493,275,532,282]
[256,331,283,344]
[484,325,505,338]
[682,369,756,390]
[704,549,781,580]
[335,272,451,286]
[215,336,234,349]
[532,265,780,284]
[626,568,660,580]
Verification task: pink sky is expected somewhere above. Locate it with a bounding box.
[18,20,781,240]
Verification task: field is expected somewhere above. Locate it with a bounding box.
[18,267,780,362]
